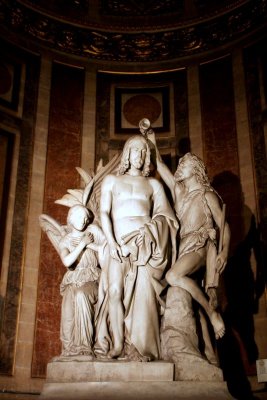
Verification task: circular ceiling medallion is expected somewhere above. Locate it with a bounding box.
[0,63,12,95]
[123,94,161,126]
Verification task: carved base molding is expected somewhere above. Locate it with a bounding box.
[40,359,232,400]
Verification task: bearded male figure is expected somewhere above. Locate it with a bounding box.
[95,135,178,360]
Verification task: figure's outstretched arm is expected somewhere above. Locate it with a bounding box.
[147,130,176,199]
[205,191,231,274]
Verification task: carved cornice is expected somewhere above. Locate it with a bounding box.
[15,0,252,30]
[101,0,183,17]
[0,0,266,62]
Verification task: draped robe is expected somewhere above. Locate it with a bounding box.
[95,191,178,360]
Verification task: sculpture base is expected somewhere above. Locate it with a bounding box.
[40,359,233,400]
[41,381,232,400]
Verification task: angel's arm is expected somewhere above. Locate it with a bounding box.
[86,242,100,253]
[59,233,94,268]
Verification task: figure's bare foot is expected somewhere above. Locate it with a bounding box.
[107,347,123,359]
[210,311,225,340]
[95,352,109,360]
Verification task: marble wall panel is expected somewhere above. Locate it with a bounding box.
[173,69,189,161]
[199,55,241,252]
[187,66,203,159]
[95,70,189,171]
[32,62,84,378]
[199,53,266,383]
[199,55,239,179]
[0,131,15,275]
[0,48,40,375]
[244,45,267,250]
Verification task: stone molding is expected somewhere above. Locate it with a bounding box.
[0,0,266,62]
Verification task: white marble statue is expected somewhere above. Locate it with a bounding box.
[94,134,178,361]
[39,117,231,370]
[147,129,231,340]
[40,209,104,358]
[39,164,112,359]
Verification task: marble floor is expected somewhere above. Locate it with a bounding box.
[0,394,39,400]
[0,390,267,400]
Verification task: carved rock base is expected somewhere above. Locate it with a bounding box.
[161,286,222,381]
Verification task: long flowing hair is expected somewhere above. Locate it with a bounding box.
[117,135,151,176]
[174,153,211,188]
[174,152,223,201]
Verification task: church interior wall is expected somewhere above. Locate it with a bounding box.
[0,36,266,394]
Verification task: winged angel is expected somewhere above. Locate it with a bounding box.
[39,155,120,359]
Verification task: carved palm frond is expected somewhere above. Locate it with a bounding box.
[51,153,121,224]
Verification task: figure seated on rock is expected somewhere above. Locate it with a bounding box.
[147,129,230,341]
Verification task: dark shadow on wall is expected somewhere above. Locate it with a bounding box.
[177,137,191,157]
[212,171,265,400]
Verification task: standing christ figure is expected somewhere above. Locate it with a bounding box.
[98,135,177,360]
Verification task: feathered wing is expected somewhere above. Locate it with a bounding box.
[55,188,85,208]
[54,167,95,208]
[39,214,67,255]
[51,153,121,225]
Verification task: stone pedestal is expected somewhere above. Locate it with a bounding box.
[41,287,233,399]
[40,359,233,400]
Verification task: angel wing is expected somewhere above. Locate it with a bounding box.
[39,214,67,255]
[53,153,121,225]
[55,189,85,208]
[55,166,95,208]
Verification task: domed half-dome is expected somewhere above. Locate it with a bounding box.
[0,0,266,63]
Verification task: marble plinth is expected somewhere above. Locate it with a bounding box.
[41,381,232,400]
[40,359,233,400]
[46,359,174,382]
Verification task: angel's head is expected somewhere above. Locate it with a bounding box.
[67,205,93,231]
[118,135,151,176]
